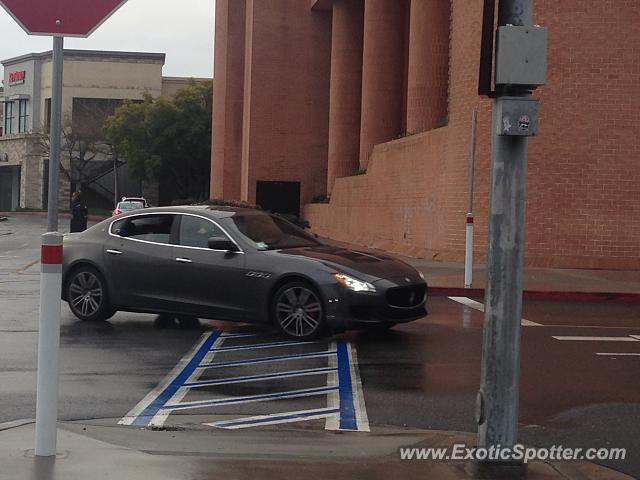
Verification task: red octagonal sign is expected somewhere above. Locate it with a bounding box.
[0,0,127,37]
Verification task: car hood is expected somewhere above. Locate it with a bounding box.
[272,245,422,283]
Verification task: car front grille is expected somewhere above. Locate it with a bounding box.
[386,284,426,308]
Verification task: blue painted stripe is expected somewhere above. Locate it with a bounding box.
[336,341,357,430]
[184,366,337,387]
[131,330,221,426]
[164,385,338,411]
[211,408,341,428]
[198,349,336,369]
[209,339,316,352]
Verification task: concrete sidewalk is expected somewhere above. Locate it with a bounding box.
[405,258,640,301]
[321,237,640,301]
[0,421,633,480]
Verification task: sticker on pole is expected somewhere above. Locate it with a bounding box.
[0,0,128,37]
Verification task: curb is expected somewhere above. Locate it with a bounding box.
[429,287,640,304]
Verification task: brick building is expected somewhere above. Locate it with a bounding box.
[211,0,640,269]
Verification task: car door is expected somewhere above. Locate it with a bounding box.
[104,213,177,312]
[169,213,248,320]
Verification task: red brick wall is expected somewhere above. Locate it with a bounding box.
[214,0,640,268]
[240,0,332,207]
[211,0,245,200]
[307,0,640,269]
[305,128,450,258]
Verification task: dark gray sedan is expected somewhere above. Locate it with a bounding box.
[62,206,427,339]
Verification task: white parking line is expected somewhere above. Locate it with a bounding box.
[448,297,542,326]
[164,386,338,411]
[553,336,639,342]
[205,407,340,430]
[596,353,640,356]
[209,339,320,352]
[184,366,337,387]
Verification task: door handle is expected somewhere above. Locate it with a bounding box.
[106,249,123,255]
[175,257,193,264]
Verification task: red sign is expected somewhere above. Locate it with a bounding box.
[8,70,26,85]
[0,0,128,37]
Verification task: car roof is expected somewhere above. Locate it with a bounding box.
[127,205,262,219]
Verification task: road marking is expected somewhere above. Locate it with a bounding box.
[448,296,542,326]
[16,259,39,273]
[197,349,336,369]
[205,407,340,429]
[183,366,337,387]
[164,386,339,411]
[596,353,640,356]
[553,336,639,342]
[218,332,257,339]
[122,331,368,431]
[209,339,320,352]
[325,343,339,431]
[118,330,222,426]
[345,341,370,432]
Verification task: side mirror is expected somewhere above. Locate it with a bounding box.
[208,236,238,252]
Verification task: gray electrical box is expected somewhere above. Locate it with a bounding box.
[495,26,547,87]
[495,96,539,136]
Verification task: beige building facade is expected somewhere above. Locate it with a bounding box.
[0,49,207,212]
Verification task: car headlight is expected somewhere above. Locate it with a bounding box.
[334,273,376,293]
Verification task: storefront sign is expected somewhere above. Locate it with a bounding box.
[8,70,26,86]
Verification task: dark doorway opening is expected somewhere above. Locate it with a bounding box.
[256,181,301,217]
[0,166,20,211]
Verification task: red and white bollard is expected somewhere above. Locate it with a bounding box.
[464,213,474,288]
[35,232,63,457]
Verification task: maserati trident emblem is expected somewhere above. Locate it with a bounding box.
[408,291,416,304]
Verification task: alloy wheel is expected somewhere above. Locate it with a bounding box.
[275,286,323,338]
[69,271,104,318]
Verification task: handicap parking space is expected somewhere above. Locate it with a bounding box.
[120,327,369,432]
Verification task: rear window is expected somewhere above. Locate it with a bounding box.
[111,214,174,244]
[118,201,145,211]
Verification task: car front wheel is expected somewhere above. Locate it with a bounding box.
[272,281,326,340]
[66,266,111,322]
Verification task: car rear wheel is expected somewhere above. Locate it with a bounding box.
[66,266,111,322]
[272,281,325,340]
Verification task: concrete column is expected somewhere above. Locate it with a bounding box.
[406,0,450,133]
[359,0,407,169]
[327,0,364,194]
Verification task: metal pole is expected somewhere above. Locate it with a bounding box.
[464,109,478,288]
[46,36,64,232]
[35,35,64,458]
[474,0,534,475]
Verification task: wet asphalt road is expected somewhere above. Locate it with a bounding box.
[1,216,639,477]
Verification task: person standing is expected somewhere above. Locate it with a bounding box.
[70,191,88,233]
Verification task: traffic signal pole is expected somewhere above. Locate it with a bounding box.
[470,0,546,477]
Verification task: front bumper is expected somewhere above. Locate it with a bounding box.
[320,279,428,332]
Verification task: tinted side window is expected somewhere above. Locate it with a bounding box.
[112,214,175,244]
[179,215,225,249]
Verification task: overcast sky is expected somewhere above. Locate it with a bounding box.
[0,0,216,79]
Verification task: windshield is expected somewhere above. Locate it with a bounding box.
[118,201,145,211]
[230,212,320,250]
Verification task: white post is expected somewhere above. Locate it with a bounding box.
[465,109,478,288]
[465,214,474,288]
[35,232,63,457]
